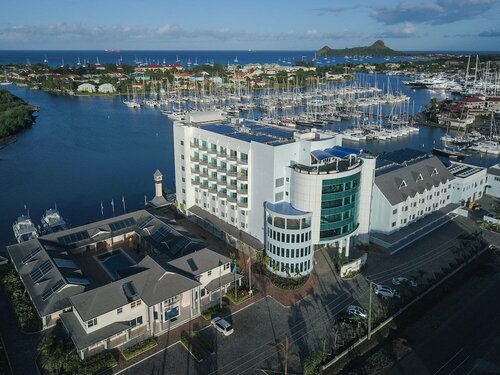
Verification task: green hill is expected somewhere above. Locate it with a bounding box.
[317,40,404,57]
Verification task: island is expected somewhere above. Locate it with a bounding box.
[0,90,37,144]
[316,40,404,57]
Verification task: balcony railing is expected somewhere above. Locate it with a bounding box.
[191,179,201,185]
[190,156,199,162]
[217,167,227,173]
[238,174,248,181]
[208,148,217,155]
[227,154,238,161]
[191,168,200,174]
[218,191,228,198]
[227,196,237,203]
[238,158,248,165]
[190,142,199,149]
[200,144,208,151]
[199,159,208,166]
[227,170,238,177]
[238,201,248,208]
[237,189,248,195]
[227,184,237,190]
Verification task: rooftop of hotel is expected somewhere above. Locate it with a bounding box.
[375,148,430,177]
[197,121,297,146]
[266,201,310,217]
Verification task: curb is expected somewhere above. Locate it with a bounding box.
[321,245,491,371]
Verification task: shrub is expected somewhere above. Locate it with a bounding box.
[225,288,252,304]
[304,350,326,375]
[263,268,309,290]
[1,266,41,332]
[38,324,117,375]
[121,338,157,361]
[201,298,229,320]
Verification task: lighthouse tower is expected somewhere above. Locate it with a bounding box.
[150,169,169,208]
[154,169,163,198]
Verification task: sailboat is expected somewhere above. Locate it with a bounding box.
[0,70,11,86]
[43,55,48,64]
[234,56,238,63]
[194,57,198,66]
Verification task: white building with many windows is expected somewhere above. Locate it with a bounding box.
[447,162,487,205]
[173,115,376,278]
[486,163,500,198]
[370,149,455,235]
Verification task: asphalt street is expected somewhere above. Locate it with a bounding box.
[387,271,500,375]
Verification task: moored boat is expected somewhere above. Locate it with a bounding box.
[41,208,67,234]
[12,215,39,243]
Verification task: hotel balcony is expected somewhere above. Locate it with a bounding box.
[218,179,227,186]
[191,168,200,175]
[190,142,199,149]
[238,158,248,165]
[218,191,228,198]
[217,166,227,173]
[190,156,199,162]
[227,170,238,177]
[208,187,218,193]
[237,188,248,195]
[217,151,227,157]
[227,184,237,191]
[191,179,201,185]
[227,196,237,203]
[238,201,248,208]
[199,171,208,178]
[208,175,217,182]
[199,159,208,166]
[237,174,248,181]
[227,154,238,161]
[199,144,208,151]
[208,148,217,155]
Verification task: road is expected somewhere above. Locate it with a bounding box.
[387,269,500,375]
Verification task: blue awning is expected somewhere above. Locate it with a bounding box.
[311,146,360,162]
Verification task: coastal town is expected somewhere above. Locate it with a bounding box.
[1,1,500,375]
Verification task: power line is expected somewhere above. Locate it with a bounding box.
[212,240,459,374]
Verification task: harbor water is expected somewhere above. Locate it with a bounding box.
[0,76,498,247]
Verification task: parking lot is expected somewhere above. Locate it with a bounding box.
[117,214,486,374]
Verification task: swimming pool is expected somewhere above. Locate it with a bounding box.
[96,249,135,280]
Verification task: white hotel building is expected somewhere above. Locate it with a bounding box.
[174,113,376,278]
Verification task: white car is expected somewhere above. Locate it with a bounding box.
[346,305,367,319]
[211,317,234,336]
[392,277,418,288]
[373,284,400,298]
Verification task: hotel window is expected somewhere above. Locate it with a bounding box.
[131,300,142,308]
[129,316,143,328]
[224,263,230,270]
[393,208,397,214]
[296,249,300,257]
[117,307,123,315]
[392,222,396,227]
[181,154,184,160]
[87,318,97,328]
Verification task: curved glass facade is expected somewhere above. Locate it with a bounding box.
[319,172,360,241]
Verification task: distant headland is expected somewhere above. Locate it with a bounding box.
[316,40,404,57]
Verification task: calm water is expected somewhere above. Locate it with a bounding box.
[0,50,423,68]
[0,76,498,247]
[0,85,174,248]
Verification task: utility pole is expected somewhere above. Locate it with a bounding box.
[368,280,373,340]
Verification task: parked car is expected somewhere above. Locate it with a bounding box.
[211,317,234,336]
[346,305,367,319]
[373,284,400,298]
[392,277,418,288]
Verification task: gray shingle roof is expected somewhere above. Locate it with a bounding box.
[7,239,86,317]
[70,256,200,321]
[375,156,455,206]
[167,248,231,276]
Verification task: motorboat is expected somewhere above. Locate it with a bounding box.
[41,208,67,234]
[13,215,39,243]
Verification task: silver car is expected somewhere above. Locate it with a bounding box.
[346,305,367,319]
[211,317,234,336]
[374,284,400,298]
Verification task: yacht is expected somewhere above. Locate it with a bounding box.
[13,215,39,243]
[41,208,67,234]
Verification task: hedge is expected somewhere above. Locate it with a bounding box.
[1,265,41,332]
[121,338,157,361]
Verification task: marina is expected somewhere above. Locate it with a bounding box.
[0,73,498,247]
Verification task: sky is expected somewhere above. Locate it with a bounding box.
[1,0,499,51]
